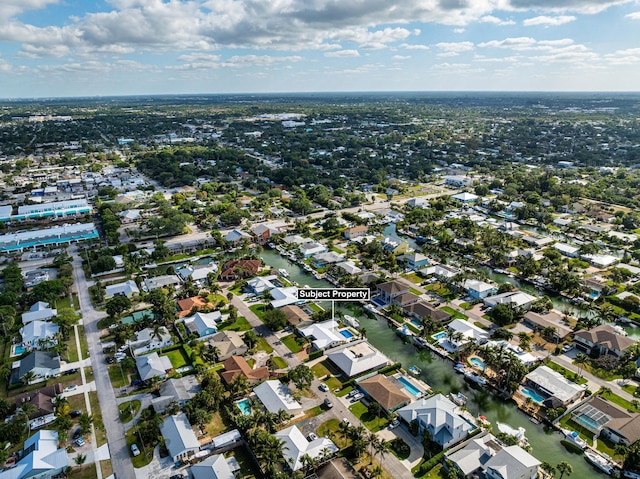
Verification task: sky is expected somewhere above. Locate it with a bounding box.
[1,0,640,98]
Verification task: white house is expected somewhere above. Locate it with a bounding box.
[464,279,498,300]
[483,291,537,310]
[299,241,327,258]
[21,302,57,324]
[298,320,346,350]
[275,425,338,471]
[445,319,489,348]
[253,380,303,415]
[397,394,474,448]
[131,326,173,356]
[135,352,173,381]
[326,340,390,378]
[522,365,586,407]
[160,412,200,462]
[19,321,59,350]
[191,454,240,479]
[554,243,579,258]
[0,430,68,479]
[105,279,140,298]
[270,287,300,309]
[182,311,221,338]
[247,275,278,295]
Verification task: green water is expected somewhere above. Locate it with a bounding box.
[260,249,608,477]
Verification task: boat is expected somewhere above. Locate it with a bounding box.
[343,315,359,328]
[278,268,289,278]
[563,430,587,450]
[529,417,540,424]
[413,336,429,348]
[464,370,487,387]
[449,392,468,406]
[396,324,414,337]
[497,422,528,447]
[454,363,466,374]
[408,365,421,375]
[584,450,615,475]
[268,243,276,249]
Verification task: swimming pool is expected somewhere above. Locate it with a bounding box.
[410,319,423,329]
[13,345,26,356]
[521,387,545,403]
[469,357,486,370]
[340,329,354,339]
[397,376,421,396]
[432,331,447,341]
[575,413,600,431]
[236,398,252,416]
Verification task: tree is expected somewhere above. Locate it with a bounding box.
[78,413,93,436]
[106,295,132,318]
[244,330,258,349]
[556,461,573,479]
[287,365,314,390]
[74,454,87,466]
[262,308,287,331]
[540,462,556,477]
[491,303,515,326]
[575,353,588,377]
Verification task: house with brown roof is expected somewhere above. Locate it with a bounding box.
[573,324,636,358]
[357,374,411,413]
[377,280,409,303]
[15,384,62,420]
[522,311,572,340]
[177,296,214,317]
[219,260,262,281]
[281,305,313,328]
[220,356,269,385]
[344,225,368,240]
[393,292,421,308]
[402,301,451,323]
[572,396,640,446]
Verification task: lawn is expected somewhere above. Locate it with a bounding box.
[72,464,99,479]
[270,356,288,369]
[203,411,227,438]
[249,304,267,319]
[281,334,302,353]
[580,362,623,381]
[311,361,331,378]
[402,273,423,284]
[559,416,594,446]
[100,460,113,479]
[161,347,190,369]
[349,401,389,432]
[288,405,324,427]
[225,446,261,479]
[78,325,89,360]
[409,287,422,295]
[440,306,468,320]
[545,361,588,385]
[108,364,131,389]
[118,400,141,423]
[256,337,273,354]
[316,418,346,447]
[65,333,79,363]
[89,391,107,446]
[421,463,447,479]
[218,316,252,332]
[598,390,639,412]
[125,429,154,468]
[459,302,473,310]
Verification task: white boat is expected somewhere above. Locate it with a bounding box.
[278,268,289,278]
[397,324,414,337]
[497,422,528,447]
[408,365,421,375]
[584,450,615,475]
[343,315,359,328]
[449,392,468,406]
[563,430,587,449]
[464,370,487,387]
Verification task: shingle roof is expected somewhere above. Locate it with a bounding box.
[358,375,411,411]
[574,324,636,353]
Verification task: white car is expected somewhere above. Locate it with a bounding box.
[561,344,573,353]
[131,444,141,457]
[350,393,364,402]
[389,419,400,429]
[64,385,78,392]
[307,432,318,441]
[318,383,329,392]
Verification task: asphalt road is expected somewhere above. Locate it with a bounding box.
[70,245,136,479]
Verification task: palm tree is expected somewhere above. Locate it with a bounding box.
[74,454,87,466]
[599,386,612,397]
[574,353,588,377]
[21,370,36,385]
[368,402,383,428]
[540,461,556,477]
[556,461,573,479]
[373,436,389,464]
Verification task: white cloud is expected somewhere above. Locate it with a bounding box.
[478,37,537,49]
[523,15,576,26]
[480,15,516,25]
[325,50,360,58]
[400,43,429,50]
[626,12,640,19]
[392,55,411,60]
[435,41,475,53]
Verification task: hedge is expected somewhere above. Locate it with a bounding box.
[415,451,446,476]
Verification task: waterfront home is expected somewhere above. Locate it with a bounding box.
[392,292,421,308]
[152,376,201,413]
[344,225,368,240]
[313,251,345,265]
[176,265,217,285]
[582,253,620,269]
[135,352,173,381]
[377,280,410,303]
[160,412,200,463]
[483,291,537,310]
[521,365,586,408]
[398,252,429,271]
[422,263,460,280]
[182,311,221,338]
[247,275,278,295]
[464,279,498,300]
[22,301,58,324]
[270,286,300,308]
[570,396,640,446]
[396,393,474,449]
[16,351,61,384]
[142,274,181,292]
[326,340,390,378]
[445,319,489,349]
[251,223,285,244]
[224,229,252,244]
[573,324,636,358]
[253,380,303,415]
[275,425,338,471]
[403,301,451,324]
[522,311,572,340]
[220,356,269,385]
[0,430,68,479]
[104,279,140,299]
[298,320,346,350]
[446,433,540,479]
[336,260,362,275]
[485,341,538,366]
[191,454,239,479]
[219,259,262,280]
[299,241,327,258]
[206,331,247,361]
[280,305,313,328]
[357,374,412,414]
[381,237,409,255]
[554,243,580,258]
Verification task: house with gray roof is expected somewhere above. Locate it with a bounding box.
[16,351,61,384]
[0,430,68,479]
[153,376,201,413]
[160,412,200,462]
[105,279,140,298]
[191,454,240,479]
[21,302,57,324]
[135,352,173,381]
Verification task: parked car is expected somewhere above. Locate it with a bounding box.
[389,419,400,429]
[562,344,573,353]
[75,437,85,447]
[323,398,333,408]
[106,356,114,364]
[64,368,78,375]
[131,444,141,457]
[64,385,78,392]
[318,383,329,392]
[72,428,82,440]
[131,379,143,387]
[169,475,185,479]
[307,432,318,441]
[70,410,82,418]
[341,418,351,427]
[350,393,364,402]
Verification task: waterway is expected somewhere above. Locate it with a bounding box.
[259,249,607,477]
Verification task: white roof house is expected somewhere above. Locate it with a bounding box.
[326,340,390,377]
[486,341,537,366]
[183,311,221,338]
[523,365,586,406]
[484,445,541,479]
[131,326,173,356]
[554,243,579,257]
[397,394,474,449]
[253,380,303,415]
[191,454,239,479]
[160,412,200,462]
[336,261,362,275]
[582,254,620,268]
[224,229,252,243]
[483,291,537,309]
[275,425,338,471]
[247,275,278,295]
[299,320,346,350]
[451,192,478,203]
[19,321,59,350]
[21,302,57,324]
[447,319,489,346]
[299,241,327,258]
[135,352,173,381]
[270,287,300,309]
[0,430,68,479]
[177,265,218,283]
[105,279,140,298]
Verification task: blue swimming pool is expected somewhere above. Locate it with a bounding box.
[236,398,252,416]
[397,376,421,396]
[469,357,486,370]
[13,345,26,355]
[432,331,447,341]
[575,413,600,431]
[410,319,423,329]
[521,387,545,403]
[340,329,354,339]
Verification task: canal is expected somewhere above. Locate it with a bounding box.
[260,249,607,477]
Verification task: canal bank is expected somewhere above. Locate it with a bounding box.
[259,249,608,477]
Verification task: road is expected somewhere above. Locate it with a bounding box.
[70,245,136,479]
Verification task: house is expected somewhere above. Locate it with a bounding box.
[275,425,338,471]
[160,412,201,462]
[398,252,429,271]
[21,302,57,324]
[270,287,300,308]
[451,192,478,203]
[142,275,181,292]
[247,275,278,295]
[381,237,409,255]
[583,278,609,299]
[251,223,285,244]
[522,311,572,340]
[445,176,473,187]
[344,225,368,240]
[570,396,640,446]
[407,197,430,208]
[19,321,59,350]
[392,292,421,308]
[224,229,252,244]
[396,394,474,449]
[281,305,313,328]
[554,243,580,258]
[314,251,345,265]
[104,279,140,298]
[422,263,460,280]
[15,384,62,429]
[357,374,411,413]
[119,208,141,223]
[446,434,540,479]
[486,340,538,367]
[403,302,451,324]
[206,331,247,361]
[183,311,221,337]
[17,351,61,384]
[219,259,262,280]
[299,321,346,350]
[445,319,489,348]
[582,254,620,269]
[176,265,218,284]
[0,430,68,479]
[483,291,537,310]
[464,279,498,300]
[130,326,173,356]
[191,454,240,479]
[522,365,586,407]
[573,324,636,358]
[220,356,269,384]
[299,241,327,258]
[177,295,214,317]
[336,261,362,275]
[254,380,303,415]
[135,352,173,381]
[326,340,390,378]
[153,376,201,413]
[377,280,410,303]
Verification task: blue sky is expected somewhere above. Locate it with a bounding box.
[1,0,639,98]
